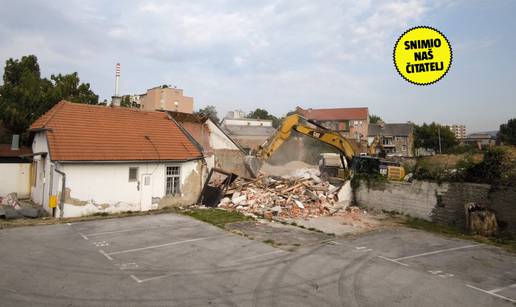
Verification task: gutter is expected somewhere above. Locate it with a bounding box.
[56,158,203,164]
[54,168,66,218]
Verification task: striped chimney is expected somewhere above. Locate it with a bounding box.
[115,63,121,96]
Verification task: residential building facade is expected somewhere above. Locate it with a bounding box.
[463,132,497,149]
[449,124,467,139]
[296,106,369,141]
[29,101,204,218]
[139,85,194,113]
[368,123,415,157]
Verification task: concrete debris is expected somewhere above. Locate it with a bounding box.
[217,168,353,220]
[0,205,22,219]
[0,193,46,219]
[1,193,22,209]
[16,207,41,218]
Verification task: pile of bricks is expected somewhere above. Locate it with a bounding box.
[217,170,345,219]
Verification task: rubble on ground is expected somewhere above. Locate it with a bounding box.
[216,166,356,220]
[0,193,46,219]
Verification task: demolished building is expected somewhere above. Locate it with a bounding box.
[167,111,250,177]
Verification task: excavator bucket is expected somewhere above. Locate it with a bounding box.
[244,155,263,178]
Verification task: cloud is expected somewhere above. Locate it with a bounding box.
[6,0,510,132]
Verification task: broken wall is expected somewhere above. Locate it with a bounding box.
[212,149,249,177]
[355,180,490,228]
[356,179,516,235]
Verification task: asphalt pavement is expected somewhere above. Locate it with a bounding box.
[0,213,514,306]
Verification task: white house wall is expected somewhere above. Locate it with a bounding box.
[206,120,240,150]
[0,163,31,198]
[53,160,203,218]
[30,132,51,208]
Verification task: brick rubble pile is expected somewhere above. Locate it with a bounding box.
[217,168,348,219]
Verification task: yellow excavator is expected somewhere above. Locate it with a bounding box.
[244,114,385,178]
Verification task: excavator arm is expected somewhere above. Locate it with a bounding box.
[245,114,358,177]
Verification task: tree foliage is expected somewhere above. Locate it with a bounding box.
[0,55,98,141]
[414,122,457,153]
[369,114,382,124]
[248,108,280,128]
[498,118,516,145]
[196,105,220,123]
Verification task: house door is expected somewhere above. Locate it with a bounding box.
[140,174,152,212]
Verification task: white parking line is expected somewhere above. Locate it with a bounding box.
[466,284,516,304]
[489,283,516,294]
[377,256,409,267]
[107,236,225,256]
[84,224,191,237]
[99,249,113,261]
[130,274,143,283]
[393,244,481,261]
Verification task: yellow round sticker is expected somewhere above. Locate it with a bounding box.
[394,26,452,85]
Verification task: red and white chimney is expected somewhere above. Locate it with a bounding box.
[115,62,121,96]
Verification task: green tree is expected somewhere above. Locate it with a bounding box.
[120,95,132,108]
[369,114,382,124]
[0,55,98,143]
[0,55,53,135]
[248,108,280,128]
[498,118,516,145]
[196,105,220,123]
[414,122,457,153]
[50,73,98,104]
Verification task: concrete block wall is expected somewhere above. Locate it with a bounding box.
[356,179,516,235]
[488,185,516,234]
[355,180,448,221]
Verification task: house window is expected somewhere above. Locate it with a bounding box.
[402,145,407,151]
[166,166,181,196]
[129,167,138,182]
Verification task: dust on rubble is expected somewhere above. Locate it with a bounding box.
[259,160,318,177]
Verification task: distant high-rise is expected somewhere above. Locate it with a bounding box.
[449,124,466,139]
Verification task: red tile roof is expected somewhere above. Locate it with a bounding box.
[30,101,202,162]
[297,106,368,121]
[0,144,32,157]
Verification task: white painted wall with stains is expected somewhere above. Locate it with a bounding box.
[31,131,205,218]
[0,163,31,198]
[55,160,202,217]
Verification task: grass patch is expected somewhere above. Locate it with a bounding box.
[401,216,516,253]
[181,208,252,228]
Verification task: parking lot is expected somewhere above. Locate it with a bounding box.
[0,213,515,306]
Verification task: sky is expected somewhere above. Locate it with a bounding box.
[0,0,515,132]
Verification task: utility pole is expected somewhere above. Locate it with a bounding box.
[438,126,442,154]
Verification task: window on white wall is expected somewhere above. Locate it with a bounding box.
[129,167,138,182]
[166,166,181,195]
